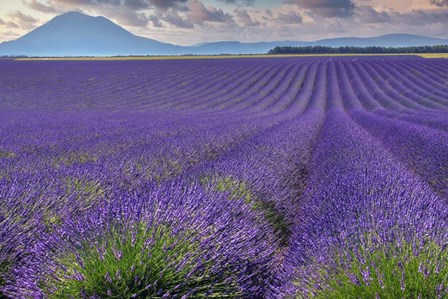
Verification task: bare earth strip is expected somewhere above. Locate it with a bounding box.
[14,53,448,61]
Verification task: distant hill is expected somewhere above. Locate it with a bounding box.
[194,34,448,54]
[191,41,307,55]
[313,34,448,48]
[0,12,447,56]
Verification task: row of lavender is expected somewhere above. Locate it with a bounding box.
[0,56,447,298]
[2,57,448,113]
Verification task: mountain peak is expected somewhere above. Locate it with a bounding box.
[57,11,89,17]
[53,11,108,23]
[37,11,128,36]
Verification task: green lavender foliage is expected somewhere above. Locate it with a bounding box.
[296,236,448,299]
[201,175,290,246]
[40,222,240,298]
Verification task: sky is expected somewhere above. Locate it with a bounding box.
[0,0,447,45]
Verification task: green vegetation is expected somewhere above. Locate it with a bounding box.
[40,223,240,298]
[121,157,184,187]
[296,236,448,299]
[0,261,9,299]
[269,45,448,55]
[53,151,98,167]
[201,175,290,246]
[42,209,63,231]
[207,175,254,203]
[42,177,105,232]
[66,177,104,201]
[0,150,16,159]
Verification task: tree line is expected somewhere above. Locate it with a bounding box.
[268,45,448,55]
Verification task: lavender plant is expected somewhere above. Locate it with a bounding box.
[9,181,278,298]
[295,234,448,298]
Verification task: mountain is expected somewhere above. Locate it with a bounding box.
[313,34,448,47]
[0,11,185,56]
[0,12,447,56]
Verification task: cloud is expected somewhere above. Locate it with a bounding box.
[276,11,303,24]
[114,11,153,26]
[0,17,19,29]
[9,11,38,24]
[148,0,188,10]
[51,0,109,5]
[394,9,448,25]
[285,0,355,18]
[187,0,233,24]
[6,21,20,29]
[429,0,448,7]
[145,0,237,29]
[0,30,20,42]
[234,9,260,26]
[148,14,164,27]
[24,0,62,13]
[7,11,39,29]
[123,0,150,10]
[163,10,194,28]
[355,5,390,23]
[217,0,255,6]
[3,30,20,37]
[49,0,188,10]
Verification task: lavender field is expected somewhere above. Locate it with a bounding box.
[0,56,447,298]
